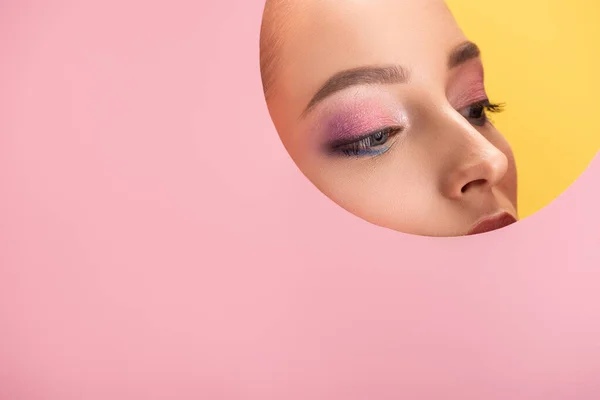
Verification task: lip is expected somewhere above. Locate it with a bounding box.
[467,212,517,236]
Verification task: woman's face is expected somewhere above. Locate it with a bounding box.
[261,0,518,237]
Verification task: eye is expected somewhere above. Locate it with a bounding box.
[459,100,505,127]
[331,126,401,157]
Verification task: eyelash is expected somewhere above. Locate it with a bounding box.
[462,99,505,126]
[330,99,505,158]
[331,126,402,157]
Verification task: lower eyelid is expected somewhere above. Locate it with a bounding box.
[344,146,390,157]
[340,139,398,158]
[368,146,392,156]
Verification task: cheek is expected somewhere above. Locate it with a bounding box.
[305,147,434,228]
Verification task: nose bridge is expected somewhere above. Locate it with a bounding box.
[435,109,508,199]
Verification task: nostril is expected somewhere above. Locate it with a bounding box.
[461,178,487,193]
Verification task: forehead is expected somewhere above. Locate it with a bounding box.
[271,0,466,107]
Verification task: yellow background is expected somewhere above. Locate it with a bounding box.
[447,0,599,218]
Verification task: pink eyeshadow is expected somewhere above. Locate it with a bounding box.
[447,63,487,109]
[449,82,488,110]
[325,104,398,142]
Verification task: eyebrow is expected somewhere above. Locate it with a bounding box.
[301,41,481,117]
[301,65,409,117]
[448,41,481,69]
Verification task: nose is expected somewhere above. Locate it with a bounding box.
[440,120,509,200]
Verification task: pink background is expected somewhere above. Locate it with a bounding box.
[1,0,599,399]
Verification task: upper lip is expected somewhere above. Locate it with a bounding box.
[467,211,517,236]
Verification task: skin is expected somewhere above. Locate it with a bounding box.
[260,0,518,237]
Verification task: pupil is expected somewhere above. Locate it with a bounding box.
[373,131,385,142]
[471,105,484,119]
